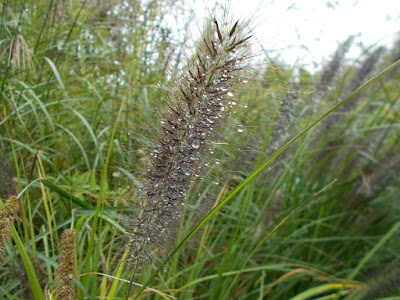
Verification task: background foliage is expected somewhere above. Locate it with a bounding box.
[0,0,399,299]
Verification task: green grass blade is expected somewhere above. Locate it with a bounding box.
[55,123,91,170]
[68,106,98,149]
[42,179,92,209]
[290,283,350,300]
[44,57,68,98]
[11,226,45,300]
[16,80,55,132]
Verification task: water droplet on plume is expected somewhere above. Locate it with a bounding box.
[192,140,200,149]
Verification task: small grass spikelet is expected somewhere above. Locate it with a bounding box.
[56,229,76,300]
[125,17,252,268]
[0,196,19,258]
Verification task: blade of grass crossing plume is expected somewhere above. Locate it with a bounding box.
[134,59,400,299]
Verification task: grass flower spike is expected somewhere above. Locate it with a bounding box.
[56,229,76,300]
[0,196,19,258]
[126,18,252,267]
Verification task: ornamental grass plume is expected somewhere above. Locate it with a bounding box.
[0,151,12,200]
[330,46,384,125]
[56,229,76,300]
[316,46,384,134]
[0,196,19,258]
[125,17,252,268]
[341,152,400,214]
[315,35,354,98]
[312,47,386,173]
[358,262,400,300]
[0,33,35,73]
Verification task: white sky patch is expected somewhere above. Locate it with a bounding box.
[185,0,400,71]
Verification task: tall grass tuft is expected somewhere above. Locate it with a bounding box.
[125,18,252,269]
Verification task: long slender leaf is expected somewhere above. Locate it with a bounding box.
[11,226,44,300]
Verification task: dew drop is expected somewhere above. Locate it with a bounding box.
[227,91,234,97]
[192,140,200,149]
[237,124,244,132]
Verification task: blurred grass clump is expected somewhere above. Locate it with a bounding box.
[0,0,399,299]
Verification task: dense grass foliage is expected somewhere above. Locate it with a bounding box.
[0,1,399,299]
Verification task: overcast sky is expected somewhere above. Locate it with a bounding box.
[189,0,400,70]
